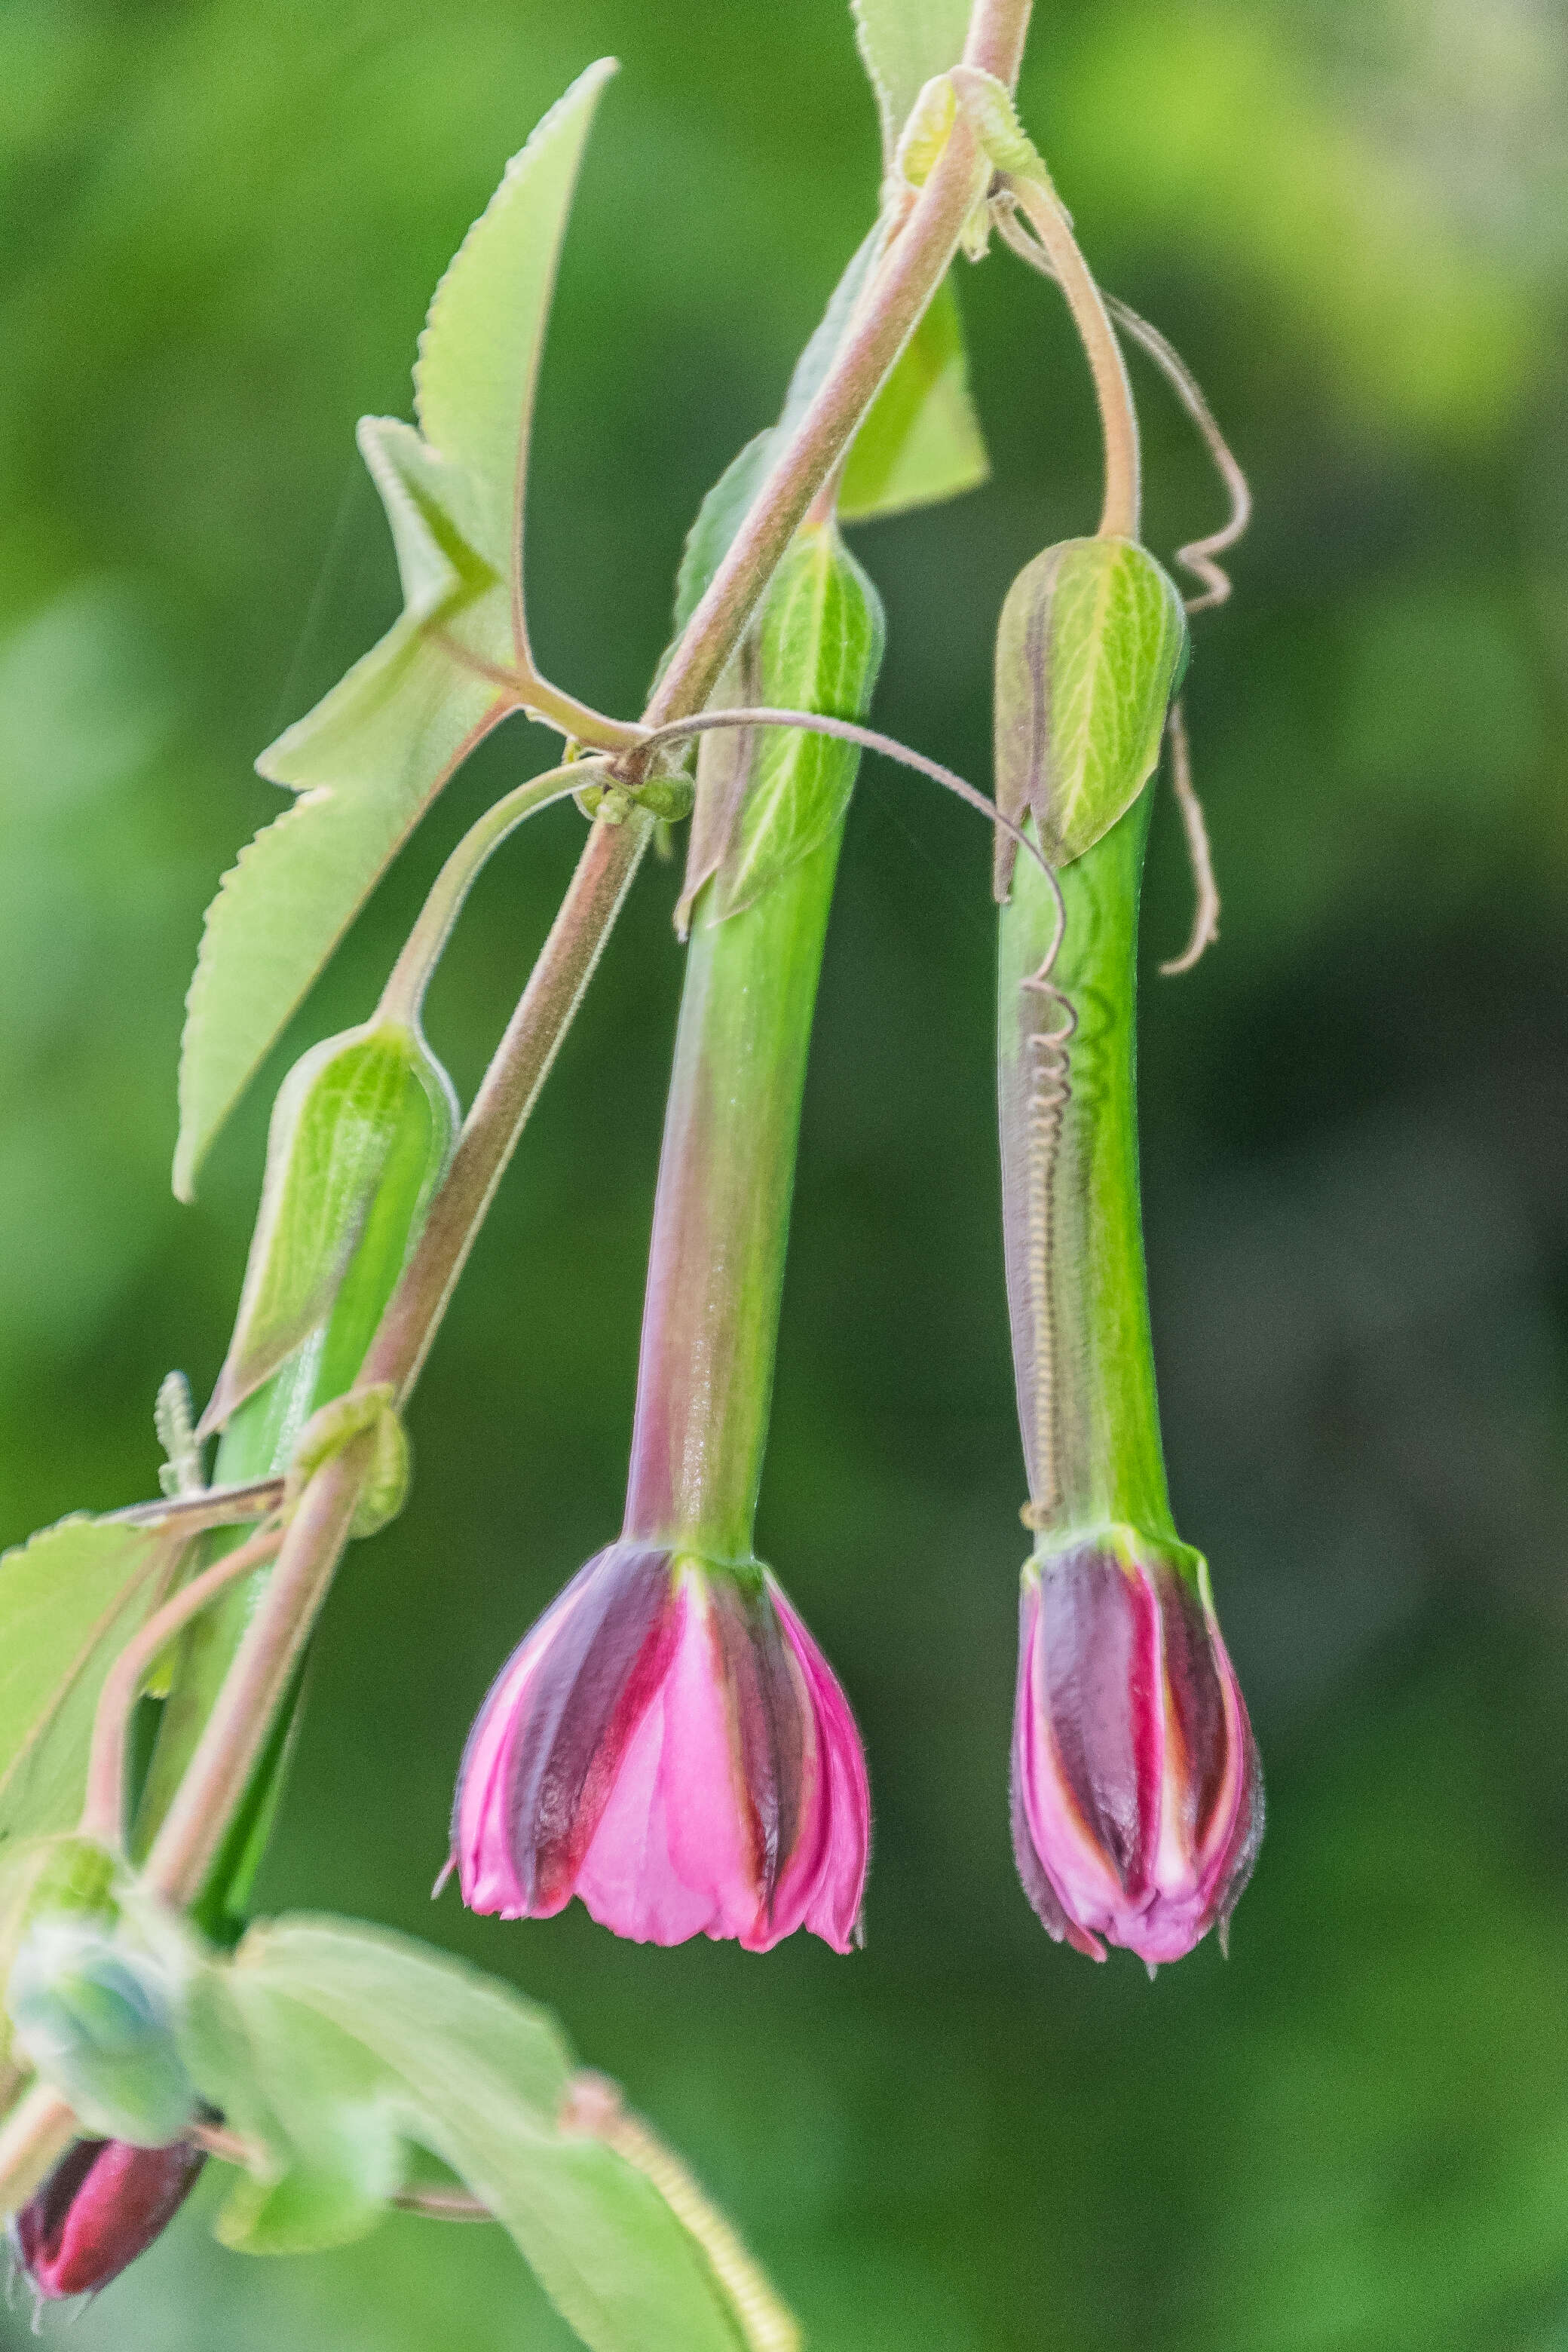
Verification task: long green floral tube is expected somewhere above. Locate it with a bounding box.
[996,536,1262,1966]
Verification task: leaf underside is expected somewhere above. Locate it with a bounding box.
[174,60,616,1199]
[850,0,971,172]
[177,1915,748,2352]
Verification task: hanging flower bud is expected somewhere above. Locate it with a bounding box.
[454,1545,868,1952]
[455,518,880,1955]
[1011,1532,1261,1965]
[10,2136,205,2302]
[994,533,1260,1963]
[5,1919,196,2145]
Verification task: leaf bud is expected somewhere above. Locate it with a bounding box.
[993,533,1187,894]
[202,1016,458,1433]
[5,1918,196,2146]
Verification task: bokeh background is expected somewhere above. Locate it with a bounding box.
[3,1,1567,2345]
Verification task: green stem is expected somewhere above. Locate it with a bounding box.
[1003,174,1140,541]
[997,792,1174,1543]
[622,830,844,1560]
[378,761,599,1027]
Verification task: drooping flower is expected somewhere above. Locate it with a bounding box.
[1011,1531,1262,1965]
[453,1543,868,1952]
[10,2137,205,2303]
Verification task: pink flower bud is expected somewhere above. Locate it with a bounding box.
[1011,1534,1262,1965]
[9,2137,204,2302]
[453,1545,869,1952]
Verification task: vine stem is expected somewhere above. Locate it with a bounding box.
[80,1523,283,1850]
[639,0,1032,740]
[142,1434,370,1906]
[378,761,604,1027]
[1002,173,1140,540]
[145,0,1037,1924]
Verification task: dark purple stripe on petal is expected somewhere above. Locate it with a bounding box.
[1010,1582,1104,1958]
[505,1544,675,1908]
[1040,1544,1158,1898]
[1156,1567,1228,1849]
[710,1573,804,1918]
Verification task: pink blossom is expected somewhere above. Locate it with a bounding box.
[1011,1533,1262,1965]
[454,1545,869,1952]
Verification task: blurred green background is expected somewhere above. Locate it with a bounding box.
[3,0,1568,2344]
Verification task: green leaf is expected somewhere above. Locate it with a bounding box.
[175,60,616,1199]
[176,1915,747,2352]
[840,274,988,519]
[0,1519,173,1852]
[203,1020,455,1432]
[994,534,1188,877]
[850,0,969,173]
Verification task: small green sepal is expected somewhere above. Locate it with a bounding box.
[283,1386,411,1539]
[994,534,1187,893]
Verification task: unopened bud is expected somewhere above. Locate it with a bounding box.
[993,533,1187,894]
[202,1016,457,1434]
[1011,1529,1261,1965]
[6,1919,195,2145]
[11,2136,204,2302]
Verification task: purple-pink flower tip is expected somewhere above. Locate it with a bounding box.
[1011,1530,1263,1965]
[452,1545,870,1952]
[10,2137,205,2303]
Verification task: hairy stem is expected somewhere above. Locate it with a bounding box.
[1003,174,1140,540]
[378,761,602,1028]
[80,1524,283,1850]
[366,809,654,1401]
[142,1437,370,1906]
[638,2,1036,740]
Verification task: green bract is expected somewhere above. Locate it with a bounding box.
[283,1387,411,1542]
[679,521,885,929]
[7,1916,197,2146]
[203,1020,457,1434]
[175,60,616,1201]
[993,534,1188,888]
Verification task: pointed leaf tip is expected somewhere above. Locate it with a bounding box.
[176,62,617,1195]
